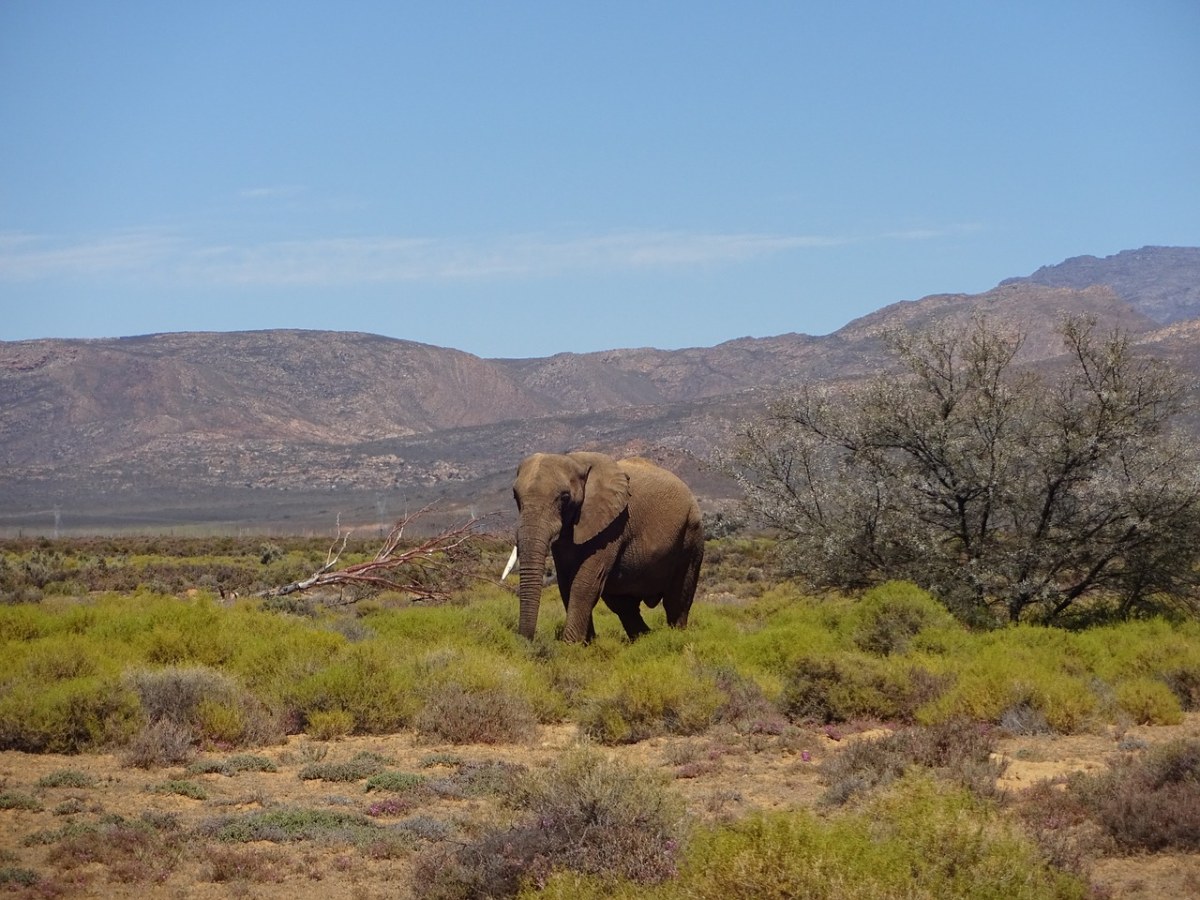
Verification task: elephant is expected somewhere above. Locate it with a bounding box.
[511,451,704,642]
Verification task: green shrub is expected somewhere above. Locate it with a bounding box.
[848,581,956,656]
[150,779,209,800]
[580,657,722,744]
[915,634,1098,733]
[36,769,98,789]
[639,775,1082,900]
[0,790,42,811]
[202,807,381,845]
[0,676,140,753]
[780,653,928,724]
[298,751,391,783]
[306,708,355,740]
[1114,677,1184,725]
[195,697,249,745]
[365,771,427,793]
[537,774,1085,899]
[290,642,419,734]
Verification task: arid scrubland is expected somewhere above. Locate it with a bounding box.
[2,536,1199,898]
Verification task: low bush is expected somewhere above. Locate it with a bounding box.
[708,665,786,734]
[533,774,1085,900]
[202,807,381,845]
[125,665,282,748]
[46,820,183,884]
[0,867,40,888]
[1069,739,1200,852]
[364,770,427,793]
[306,708,355,740]
[414,681,538,744]
[186,753,277,776]
[0,790,42,811]
[298,750,392,783]
[1113,677,1184,725]
[579,657,722,744]
[780,653,931,725]
[203,844,291,884]
[847,581,956,656]
[121,718,196,768]
[435,759,528,799]
[414,746,685,898]
[36,769,98,789]
[150,779,208,800]
[819,719,1004,805]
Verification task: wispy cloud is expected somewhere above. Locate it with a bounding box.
[238,185,307,200]
[0,226,968,287]
[0,230,184,280]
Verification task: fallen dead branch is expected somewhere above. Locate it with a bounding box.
[256,506,481,603]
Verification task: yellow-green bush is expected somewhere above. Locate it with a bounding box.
[781,652,935,724]
[2,573,1200,755]
[1114,677,1184,725]
[0,676,140,753]
[305,708,355,740]
[847,582,958,655]
[289,642,420,734]
[910,626,1106,732]
[579,656,722,744]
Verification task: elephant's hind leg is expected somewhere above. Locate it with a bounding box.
[602,595,651,640]
[663,547,703,630]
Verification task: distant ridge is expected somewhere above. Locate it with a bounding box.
[1001,246,1200,325]
[2,246,1198,533]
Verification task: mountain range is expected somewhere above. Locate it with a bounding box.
[3,246,1199,535]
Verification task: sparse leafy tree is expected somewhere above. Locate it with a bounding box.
[731,316,1200,624]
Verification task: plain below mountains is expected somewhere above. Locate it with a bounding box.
[2,246,1199,534]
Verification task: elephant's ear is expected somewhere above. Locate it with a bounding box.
[571,452,629,544]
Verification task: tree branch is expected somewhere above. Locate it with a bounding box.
[256,505,481,603]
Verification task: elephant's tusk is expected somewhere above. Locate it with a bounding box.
[501,546,518,580]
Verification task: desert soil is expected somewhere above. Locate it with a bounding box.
[2,714,1198,899]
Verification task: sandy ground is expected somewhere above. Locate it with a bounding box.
[2,714,1198,898]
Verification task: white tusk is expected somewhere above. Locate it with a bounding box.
[501,546,518,580]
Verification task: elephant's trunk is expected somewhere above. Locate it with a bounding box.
[516,525,552,640]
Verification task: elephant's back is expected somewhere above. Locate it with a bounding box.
[619,458,702,523]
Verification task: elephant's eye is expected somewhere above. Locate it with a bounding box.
[558,490,571,504]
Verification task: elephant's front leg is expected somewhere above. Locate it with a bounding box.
[559,556,608,643]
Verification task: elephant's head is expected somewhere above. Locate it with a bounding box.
[512,452,629,639]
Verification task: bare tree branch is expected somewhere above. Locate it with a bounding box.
[256,505,481,603]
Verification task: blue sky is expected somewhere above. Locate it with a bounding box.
[2,2,1198,359]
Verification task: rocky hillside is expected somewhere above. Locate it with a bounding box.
[1003,246,1200,325]
[1,246,1197,534]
